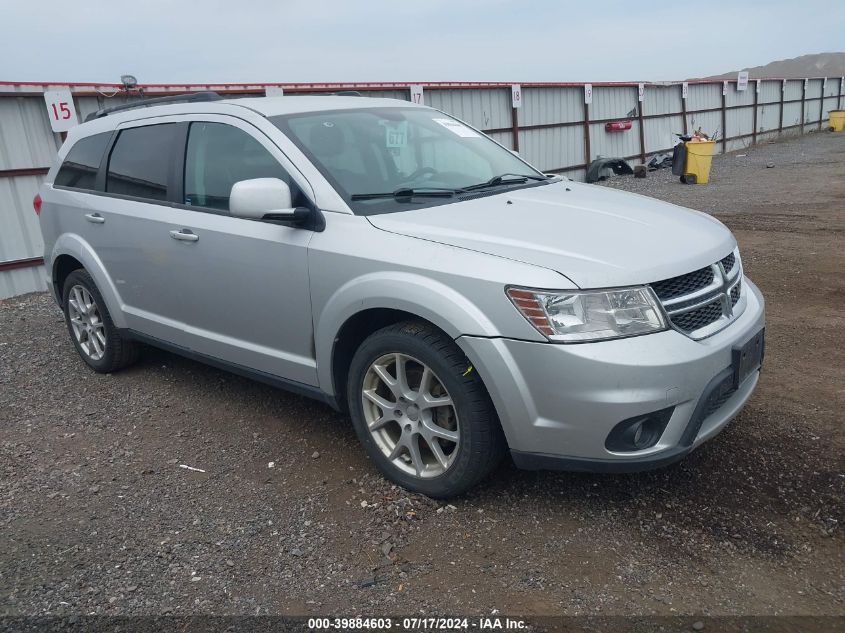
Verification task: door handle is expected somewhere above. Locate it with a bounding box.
[84,213,105,224]
[170,229,199,242]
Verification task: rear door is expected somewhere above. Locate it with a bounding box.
[88,120,189,344]
[49,121,189,345]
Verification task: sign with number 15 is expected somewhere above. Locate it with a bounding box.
[44,88,79,132]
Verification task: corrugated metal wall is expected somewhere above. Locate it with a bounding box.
[2,78,843,298]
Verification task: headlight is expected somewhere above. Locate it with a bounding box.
[507,286,667,342]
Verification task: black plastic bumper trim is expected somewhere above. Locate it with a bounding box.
[510,446,690,473]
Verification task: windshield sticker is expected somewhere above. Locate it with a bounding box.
[383,121,408,148]
[432,118,480,138]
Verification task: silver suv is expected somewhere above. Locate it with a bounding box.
[37,93,765,497]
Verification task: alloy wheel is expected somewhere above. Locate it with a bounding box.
[361,353,460,478]
[67,285,107,361]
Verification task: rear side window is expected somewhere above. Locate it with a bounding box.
[54,132,111,190]
[106,124,176,201]
[183,122,290,211]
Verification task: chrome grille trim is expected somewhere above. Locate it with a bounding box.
[649,249,745,340]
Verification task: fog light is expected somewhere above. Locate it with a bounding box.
[632,422,644,447]
[605,407,674,452]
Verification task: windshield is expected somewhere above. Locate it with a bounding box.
[271,107,548,215]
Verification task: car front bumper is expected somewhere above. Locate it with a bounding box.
[456,277,765,471]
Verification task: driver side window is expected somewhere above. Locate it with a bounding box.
[184,122,293,212]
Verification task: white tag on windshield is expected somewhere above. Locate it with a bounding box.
[383,121,408,147]
[432,118,480,138]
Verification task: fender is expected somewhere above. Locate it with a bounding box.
[315,271,500,396]
[50,233,127,329]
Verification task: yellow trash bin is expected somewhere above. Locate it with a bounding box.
[829,111,845,132]
[683,140,717,185]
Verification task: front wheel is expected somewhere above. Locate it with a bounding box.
[347,321,506,498]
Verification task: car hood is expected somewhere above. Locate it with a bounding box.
[366,180,736,288]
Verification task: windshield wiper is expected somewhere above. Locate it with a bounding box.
[462,173,550,192]
[351,187,463,201]
[350,174,550,201]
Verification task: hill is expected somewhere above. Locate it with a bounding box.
[701,52,845,79]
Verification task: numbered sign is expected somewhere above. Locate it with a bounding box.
[638,83,645,102]
[782,79,788,93]
[756,80,761,94]
[737,71,749,91]
[584,84,592,105]
[44,88,78,133]
[681,82,688,100]
[723,81,728,96]
[511,84,522,108]
[264,86,284,97]
[409,84,424,105]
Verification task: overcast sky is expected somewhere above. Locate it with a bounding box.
[2,0,842,84]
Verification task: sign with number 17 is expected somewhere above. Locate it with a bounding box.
[44,88,79,132]
[409,84,424,105]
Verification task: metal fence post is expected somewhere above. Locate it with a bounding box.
[681,84,688,135]
[510,105,520,153]
[721,84,727,153]
[800,79,806,135]
[752,82,758,145]
[637,95,646,163]
[819,79,825,130]
[778,81,785,135]
[582,99,591,168]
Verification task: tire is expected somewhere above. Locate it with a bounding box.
[62,269,139,373]
[347,320,506,498]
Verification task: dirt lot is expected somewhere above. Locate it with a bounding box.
[1,131,843,622]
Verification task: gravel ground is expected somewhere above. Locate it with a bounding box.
[1,131,844,621]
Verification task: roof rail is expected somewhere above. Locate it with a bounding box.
[330,91,363,97]
[84,91,222,122]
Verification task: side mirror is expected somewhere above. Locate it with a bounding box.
[229,178,309,223]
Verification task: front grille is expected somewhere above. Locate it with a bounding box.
[671,300,724,333]
[650,250,742,338]
[650,266,714,301]
[730,280,741,306]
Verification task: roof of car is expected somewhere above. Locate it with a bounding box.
[65,95,428,144]
[224,96,426,116]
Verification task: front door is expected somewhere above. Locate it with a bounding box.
[160,118,318,386]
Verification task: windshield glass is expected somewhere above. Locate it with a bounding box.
[271,107,548,215]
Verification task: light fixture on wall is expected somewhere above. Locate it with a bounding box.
[120,75,138,90]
